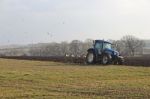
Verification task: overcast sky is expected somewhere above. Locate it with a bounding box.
[0,0,150,45]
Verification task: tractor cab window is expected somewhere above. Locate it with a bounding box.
[95,42,102,50]
[103,43,111,49]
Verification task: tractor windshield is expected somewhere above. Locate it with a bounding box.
[103,43,111,49]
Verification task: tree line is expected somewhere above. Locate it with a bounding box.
[29,39,93,57]
[0,35,145,57]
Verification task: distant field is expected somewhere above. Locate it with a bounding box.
[0,59,150,99]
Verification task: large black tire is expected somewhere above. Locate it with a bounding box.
[86,52,95,64]
[102,54,111,65]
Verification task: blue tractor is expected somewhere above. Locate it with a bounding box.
[86,40,124,65]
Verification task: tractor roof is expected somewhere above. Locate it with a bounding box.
[95,40,112,44]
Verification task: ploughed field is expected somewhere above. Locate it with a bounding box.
[0,59,150,99]
[2,56,150,66]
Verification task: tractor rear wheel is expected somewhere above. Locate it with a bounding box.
[86,52,95,64]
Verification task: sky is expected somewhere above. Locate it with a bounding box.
[0,0,150,45]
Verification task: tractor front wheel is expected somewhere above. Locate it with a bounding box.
[102,54,111,65]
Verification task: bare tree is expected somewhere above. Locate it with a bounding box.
[121,35,144,56]
[60,41,69,56]
[69,40,83,56]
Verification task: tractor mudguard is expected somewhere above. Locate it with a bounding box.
[87,48,95,53]
[87,48,97,55]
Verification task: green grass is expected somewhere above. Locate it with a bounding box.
[0,59,150,99]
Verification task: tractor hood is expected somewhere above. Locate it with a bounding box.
[104,48,119,56]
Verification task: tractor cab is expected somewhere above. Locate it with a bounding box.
[94,40,112,55]
[86,40,124,65]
